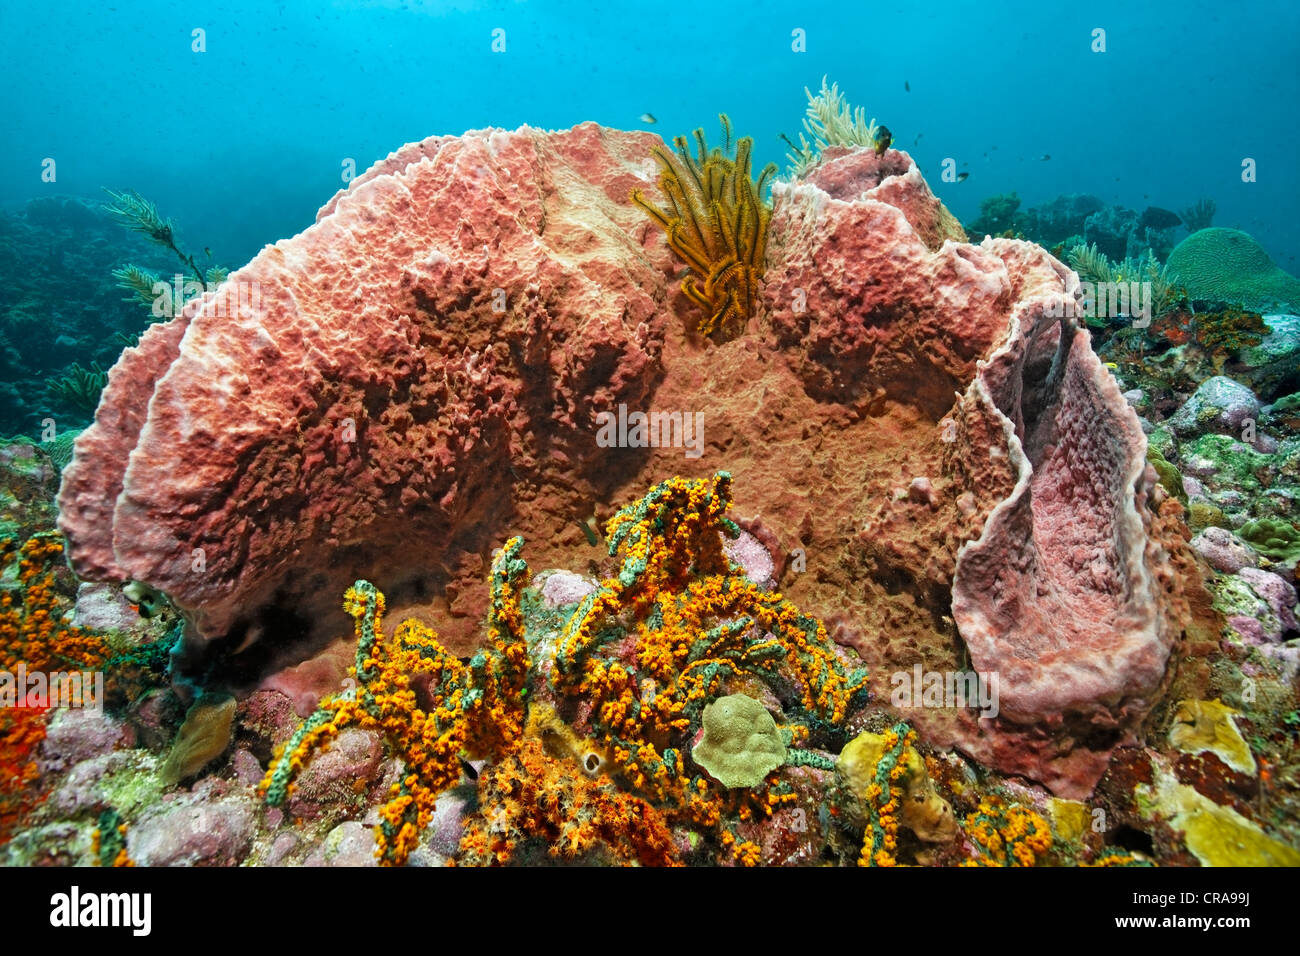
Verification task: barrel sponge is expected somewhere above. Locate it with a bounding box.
[691,693,787,788]
[1167,227,1300,313]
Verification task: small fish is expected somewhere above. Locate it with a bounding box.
[912,133,923,146]
[1104,362,1119,370]
[1039,154,1051,161]
[904,80,910,92]
[873,126,892,156]
[956,171,969,182]
[204,246,213,258]
[639,112,657,124]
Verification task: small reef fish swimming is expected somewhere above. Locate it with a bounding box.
[956,171,969,182]
[639,112,657,124]
[873,126,892,155]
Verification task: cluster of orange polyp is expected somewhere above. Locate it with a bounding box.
[0,534,107,841]
[454,736,680,866]
[264,473,868,865]
[551,472,869,860]
[260,537,531,866]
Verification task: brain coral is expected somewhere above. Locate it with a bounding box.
[1166,227,1300,313]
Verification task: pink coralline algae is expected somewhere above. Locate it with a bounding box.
[57,124,1195,799]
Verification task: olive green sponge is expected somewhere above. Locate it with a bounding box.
[691,693,787,788]
[1167,227,1300,313]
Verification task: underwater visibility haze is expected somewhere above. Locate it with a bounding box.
[0,0,1298,873]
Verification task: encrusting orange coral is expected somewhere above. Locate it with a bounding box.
[263,474,868,866]
[0,534,107,842]
[959,795,1053,867]
[261,537,531,865]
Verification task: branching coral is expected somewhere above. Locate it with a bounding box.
[261,537,531,865]
[103,188,209,292]
[1179,197,1216,232]
[264,476,865,866]
[632,116,776,339]
[91,808,134,867]
[837,723,957,866]
[551,472,868,844]
[785,76,879,177]
[45,362,108,417]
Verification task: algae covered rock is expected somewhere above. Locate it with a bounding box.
[1237,315,1300,400]
[1189,526,1259,574]
[1168,699,1256,775]
[1237,516,1300,567]
[1138,763,1300,866]
[691,693,786,788]
[1167,376,1260,439]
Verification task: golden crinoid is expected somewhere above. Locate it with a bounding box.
[632,114,777,339]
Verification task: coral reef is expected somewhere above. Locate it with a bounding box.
[1178,198,1217,233]
[960,794,1053,866]
[967,192,1022,239]
[0,198,157,436]
[632,116,775,338]
[62,123,1186,800]
[456,736,679,866]
[43,118,1300,869]
[260,473,867,866]
[549,472,867,852]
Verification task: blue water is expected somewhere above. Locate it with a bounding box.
[1,0,1297,268]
